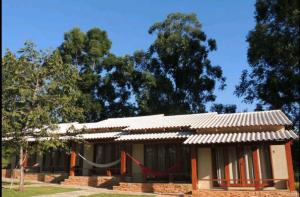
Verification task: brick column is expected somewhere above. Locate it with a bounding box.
[285,141,295,191]
[191,146,198,190]
[69,142,76,176]
[23,151,28,168]
[120,147,126,179]
[252,146,261,191]
[238,146,246,186]
[224,149,230,189]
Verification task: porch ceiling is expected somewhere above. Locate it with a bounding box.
[183,130,298,144]
[76,131,126,139]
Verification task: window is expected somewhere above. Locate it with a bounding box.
[243,146,254,184]
[214,147,225,185]
[258,145,273,185]
[42,148,68,172]
[42,149,52,171]
[93,143,130,175]
[212,145,271,187]
[228,146,240,184]
[27,152,37,167]
[144,144,190,182]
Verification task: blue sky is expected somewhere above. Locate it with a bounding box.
[3,0,257,112]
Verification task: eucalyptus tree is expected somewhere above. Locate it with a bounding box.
[59,27,138,121]
[235,0,299,126]
[133,13,226,115]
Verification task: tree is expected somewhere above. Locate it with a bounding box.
[2,41,83,191]
[235,0,299,127]
[210,103,237,114]
[133,13,226,115]
[99,54,138,119]
[59,28,137,121]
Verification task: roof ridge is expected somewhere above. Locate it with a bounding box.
[163,112,217,118]
[105,114,165,121]
[216,109,283,116]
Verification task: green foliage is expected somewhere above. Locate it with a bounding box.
[210,103,237,114]
[99,54,137,119]
[235,0,299,125]
[2,41,83,152]
[1,146,16,168]
[59,28,137,121]
[133,13,226,115]
[58,14,228,119]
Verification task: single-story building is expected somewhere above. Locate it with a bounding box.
[2,110,299,196]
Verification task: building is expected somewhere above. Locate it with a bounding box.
[2,110,298,196]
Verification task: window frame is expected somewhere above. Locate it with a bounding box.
[212,144,274,188]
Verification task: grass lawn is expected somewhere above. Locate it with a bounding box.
[80,194,153,197]
[2,181,34,186]
[2,186,79,197]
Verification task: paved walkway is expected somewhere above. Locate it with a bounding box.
[2,178,182,197]
[32,186,157,197]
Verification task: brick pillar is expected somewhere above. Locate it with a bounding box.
[23,151,28,168]
[285,141,295,191]
[224,149,230,189]
[238,146,246,186]
[191,146,198,190]
[252,146,261,191]
[69,142,76,176]
[120,147,126,179]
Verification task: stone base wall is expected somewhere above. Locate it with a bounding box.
[113,182,192,194]
[192,190,299,197]
[2,169,68,183]
[2,169,11,178]
[61,176,119,189]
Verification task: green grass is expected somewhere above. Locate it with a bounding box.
[2,186,79,197]
[80,195,151,197]
[2,181,34,186]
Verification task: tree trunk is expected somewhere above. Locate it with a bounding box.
[19,146,24,192]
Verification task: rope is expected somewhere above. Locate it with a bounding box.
[126,153,181,178]
[77,153,120,168]
[24,163,40,168]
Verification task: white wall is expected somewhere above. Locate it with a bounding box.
[270,144,288,189]
[131,144,144,182]
[197,147,213,189]
[82,143,94,176]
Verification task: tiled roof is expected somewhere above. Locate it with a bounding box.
[183,130,298,144]
[79,114,164,130]
[123,113,216,131]
[190,110,292,129]
[115,131,193,141]
[5,110,292,137]
[49,122,83,134]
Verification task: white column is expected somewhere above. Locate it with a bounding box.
[82,143,94,176]
[197,147,213,189]
[132,144,144,182]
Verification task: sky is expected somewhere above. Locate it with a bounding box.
[3,0,257,112]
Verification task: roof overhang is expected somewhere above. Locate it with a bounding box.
[183,130,298,144]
